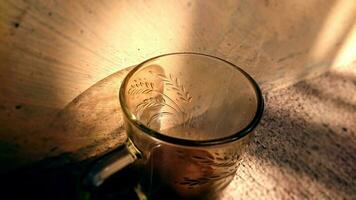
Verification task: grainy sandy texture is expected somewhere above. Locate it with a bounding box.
[222,69,356,199]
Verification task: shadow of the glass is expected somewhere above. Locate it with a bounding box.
[34,66,136,166]
[0,67,137,200]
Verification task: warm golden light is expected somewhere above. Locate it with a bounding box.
[332,24,356,73]
[310,0,356,62]
[99,1,193,70]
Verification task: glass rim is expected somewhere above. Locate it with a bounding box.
[119,52,264,147]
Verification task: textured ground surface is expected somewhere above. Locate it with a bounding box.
[222,68,356,199]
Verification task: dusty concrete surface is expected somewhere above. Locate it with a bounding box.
[1,1,355,161]
[222,68,356,199]
[0,1,355,198]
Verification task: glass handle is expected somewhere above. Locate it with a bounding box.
[85,139,141,187]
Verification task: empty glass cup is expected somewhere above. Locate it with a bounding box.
[86,53,264,199]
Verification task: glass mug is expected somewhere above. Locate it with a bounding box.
[86,53,264,199]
